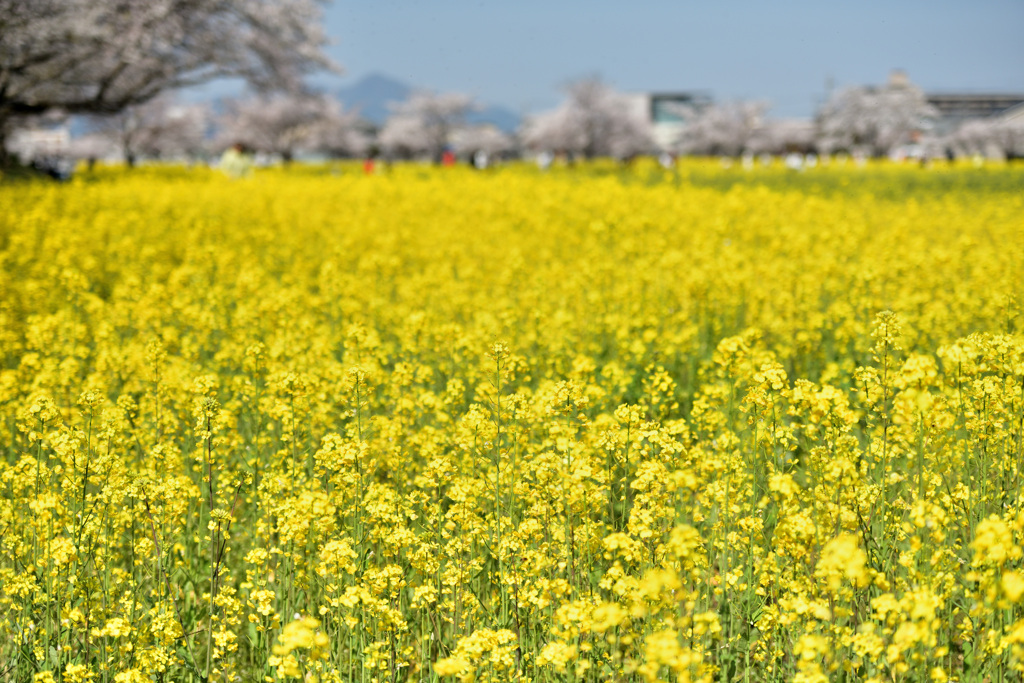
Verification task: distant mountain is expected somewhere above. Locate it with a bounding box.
[466,105,520,134]
[336,73,521,133]
[336,73,411,126]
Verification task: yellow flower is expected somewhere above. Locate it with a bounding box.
[816,533,869,591]
[1003,571,1024,602]
[433,656,472,677]
[972,516,1021,567]
[63,664,95,683]
[274,616,329,660]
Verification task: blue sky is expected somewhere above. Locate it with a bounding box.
[319,0,1024,118]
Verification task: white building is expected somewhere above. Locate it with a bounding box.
[8,124,70,160]
[625,92,713,151]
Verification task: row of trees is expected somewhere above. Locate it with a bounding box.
[66,78,1015,165]
[47,92,508,164]
[2,1,1019,166]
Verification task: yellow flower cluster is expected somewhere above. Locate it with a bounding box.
[1,159,1023,682]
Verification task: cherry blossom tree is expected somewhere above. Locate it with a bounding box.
[745,118,816,155]
[89,94,210,165]
[378,91,475,161]
[377,116,428,159]
[816,73,938,157]
[0,0,335,160]
[673,101,768,157]
[519,106,579,155]
[66,133,116,165]
[450,125,514,157]
[307,99,372,159]
[942,118,1024,160]
[521,78,652,159]
[218,93,365,162]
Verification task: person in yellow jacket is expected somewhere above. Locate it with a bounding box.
[219,143,253,178]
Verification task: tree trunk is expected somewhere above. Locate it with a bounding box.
[0,115,12,169]
[123,137,137,168]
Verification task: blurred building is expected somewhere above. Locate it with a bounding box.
[625,92,713,151]
[1002,102,1024,125]
[8,123,70,160]
[926,92,1024,136]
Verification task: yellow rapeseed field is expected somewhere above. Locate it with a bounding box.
[1,160,1023,683]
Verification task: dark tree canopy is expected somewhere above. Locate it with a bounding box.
[0,0,335,152]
